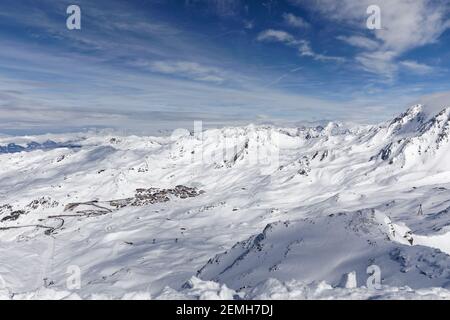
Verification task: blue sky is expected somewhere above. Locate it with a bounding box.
[1,0,450,134]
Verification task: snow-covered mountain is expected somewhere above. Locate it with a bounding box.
[1,103,450,300]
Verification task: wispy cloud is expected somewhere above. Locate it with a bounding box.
[337,35,379,50]
[1,0,449,134]
[257,29,297,43]
[283,12,310,28]
[243,20,255,29]
[295,0,450,79]
[135,60,227,83]
[184,0,243,17]
[400,60,435,74]
[257,29,345,62]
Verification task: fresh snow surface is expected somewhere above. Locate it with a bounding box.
[2,277,450,300]
[1,103,450,300]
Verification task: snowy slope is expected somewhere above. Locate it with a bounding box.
[1,103,450,300]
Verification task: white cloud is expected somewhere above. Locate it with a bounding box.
[400,60,435,74]
[139,60,226,83]
[257,29,298,44]
[337,35,379,50]
[257,29,344,62]
[283,13,310,28]
[184,0,242,17]
[298,41,314,56]
[355,51,398,80]
[295,0,450,78]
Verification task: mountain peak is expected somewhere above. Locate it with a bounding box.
[387,104,425,135]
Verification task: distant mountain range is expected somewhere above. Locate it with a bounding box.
[0,140,81,154]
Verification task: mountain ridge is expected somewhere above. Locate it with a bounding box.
[1,102,450,299]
